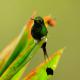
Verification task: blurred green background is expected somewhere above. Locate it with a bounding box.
[0,0,80,80]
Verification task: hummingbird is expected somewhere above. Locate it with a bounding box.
[31,16,48,59]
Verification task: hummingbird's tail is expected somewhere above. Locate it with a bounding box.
[41,42,48,59]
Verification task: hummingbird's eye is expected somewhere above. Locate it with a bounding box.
[36,20,40,23]
[34,16,44,24]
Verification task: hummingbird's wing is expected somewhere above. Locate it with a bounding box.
[41,25,48,36]
[44,16,56,27]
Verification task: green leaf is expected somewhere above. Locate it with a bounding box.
[0,14,34,75]
[11,62,30,80]
[0,38,46,80]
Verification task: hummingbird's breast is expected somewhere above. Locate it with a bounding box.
[31,23,48,40]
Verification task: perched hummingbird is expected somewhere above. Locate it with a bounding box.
[31,16,48,59]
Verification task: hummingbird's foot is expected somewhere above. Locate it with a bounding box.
[41,36,47,42]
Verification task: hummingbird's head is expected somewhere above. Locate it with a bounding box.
[31,16,44,25]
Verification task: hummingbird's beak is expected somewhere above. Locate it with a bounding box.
[31,18,37,23]
[31,18,34,20]
[31,18,35,20]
